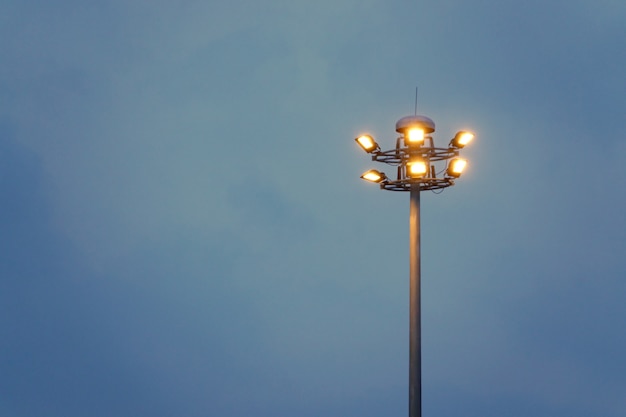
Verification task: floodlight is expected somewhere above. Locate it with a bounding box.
[447,158,467,178]
[450,131,474,148]
[360,169,387,183]
[405,128,425,147]
[407,158,428,178]
[396,115,434,149]
[355,135,379,153]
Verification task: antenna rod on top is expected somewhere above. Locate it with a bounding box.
[414,87,418,116]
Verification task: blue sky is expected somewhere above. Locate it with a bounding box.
[1,1,625,416]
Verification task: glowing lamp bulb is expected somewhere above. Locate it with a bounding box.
[355,135,379,153]
[406,128,425,146]
[360,169,386,183]
[451,131,474,148]
[447,158,467,178]
[407,159,428,178]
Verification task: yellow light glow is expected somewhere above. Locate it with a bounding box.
[447,158,467,177]
[406,128,425,145]
[407,160,428,178]
[458,132,474,146]
[451,131,474,148]
[361,170,385,183]
[355,135,378,153]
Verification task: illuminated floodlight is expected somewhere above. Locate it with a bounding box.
[355,135,379,153]
[447,158,467,178]
[360,169,387,183]
[405,128,425,147]
[450,131,474,148]
[407,158,428,178]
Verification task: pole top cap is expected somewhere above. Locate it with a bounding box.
[395,115,435,134]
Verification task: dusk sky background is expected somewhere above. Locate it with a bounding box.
[1,1,625,416]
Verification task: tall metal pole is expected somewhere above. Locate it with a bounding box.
[355,114,473,417]
[409,183,421,417]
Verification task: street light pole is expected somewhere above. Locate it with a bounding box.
[409,183,421,417]
[355,113,474,417]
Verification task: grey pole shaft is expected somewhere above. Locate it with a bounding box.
[409,183,421,417]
